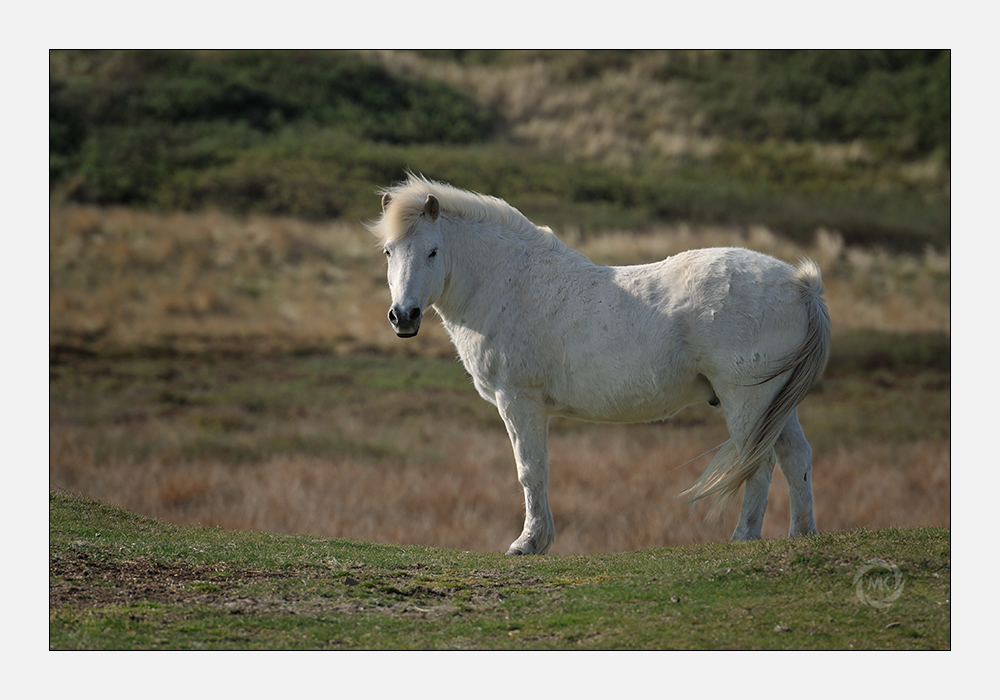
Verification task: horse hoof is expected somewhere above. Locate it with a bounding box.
[505,547,526,556]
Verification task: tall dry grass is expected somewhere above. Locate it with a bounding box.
[49,204,949,553]
[50,205,949,360]
[49,205,400,356]
[50,415,949,555]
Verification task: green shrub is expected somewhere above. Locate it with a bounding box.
[50,50,949,251]
[50,49,497,206]
[655,50,950,160]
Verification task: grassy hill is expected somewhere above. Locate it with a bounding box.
[49,49,950,252]
[49,490,950,650]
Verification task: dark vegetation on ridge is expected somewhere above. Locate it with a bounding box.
[50,49,950,252]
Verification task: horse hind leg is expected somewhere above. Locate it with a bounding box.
[731,449,775,541]
[774,408,818,537]
[684,379,805,540]
[731,410,818,540]
[728,409,817,541]
[695,379,785,541]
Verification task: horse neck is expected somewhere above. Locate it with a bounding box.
[434,217,531,323]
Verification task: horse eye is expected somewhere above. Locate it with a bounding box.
[384,249,391,258]
[429,249,438,259]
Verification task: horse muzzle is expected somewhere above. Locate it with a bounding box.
[388,304,422,338]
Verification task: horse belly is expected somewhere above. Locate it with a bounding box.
[546,359,713,424]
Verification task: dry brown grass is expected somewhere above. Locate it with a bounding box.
[50,415,949,555]
[49,204,949,554]
[49,205,400,356]
[50,204,949,360]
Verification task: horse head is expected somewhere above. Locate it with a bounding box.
[381,192,445,338]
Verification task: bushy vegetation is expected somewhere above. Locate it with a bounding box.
[50,50,949,251]
[419,49,950,159]
[654,50,950,160]
[50,51,494,210]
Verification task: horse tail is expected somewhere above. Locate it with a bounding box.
[683,257,831,514]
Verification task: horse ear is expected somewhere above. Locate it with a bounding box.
[424,194,440,222]
[381,192,392,212]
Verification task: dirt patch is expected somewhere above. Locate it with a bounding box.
[49,548,284,609]
[49,550,546,619]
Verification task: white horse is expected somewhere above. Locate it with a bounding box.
[370,174,831,555]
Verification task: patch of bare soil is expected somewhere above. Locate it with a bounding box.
[49,548,283,610]
[49,549,544,619]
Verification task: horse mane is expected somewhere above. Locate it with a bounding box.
[369,173,576,257]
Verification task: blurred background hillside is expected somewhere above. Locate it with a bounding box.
[49,50,950,553]
[51,49,949,251]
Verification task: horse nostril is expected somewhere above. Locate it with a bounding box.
[389,306,421,327]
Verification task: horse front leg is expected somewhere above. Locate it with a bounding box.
[497,393,554,555]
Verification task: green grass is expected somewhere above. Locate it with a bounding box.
[49,490,949,649]
[826,330,950,374]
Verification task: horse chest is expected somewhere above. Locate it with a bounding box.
[439,320,501,400]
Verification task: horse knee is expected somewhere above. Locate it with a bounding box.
[516,464,546,490]
[777,434,811,467]
[775,414,812,472]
